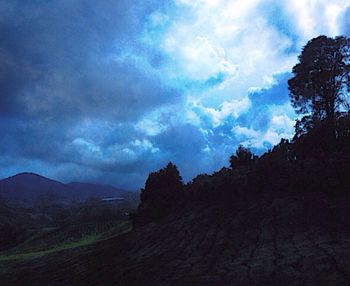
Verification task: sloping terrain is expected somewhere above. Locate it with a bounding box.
[1,192,350,286]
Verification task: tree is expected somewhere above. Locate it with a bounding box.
[229,145,255,169]
[288,36,350,138]
[137,162,184,222]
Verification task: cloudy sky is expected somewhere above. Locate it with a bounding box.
[0,0,349,189]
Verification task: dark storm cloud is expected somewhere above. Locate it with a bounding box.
[0,0,183,187]
[0,0,179,121]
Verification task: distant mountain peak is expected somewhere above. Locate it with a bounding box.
[1,172,63,185]
[8,172,47,179]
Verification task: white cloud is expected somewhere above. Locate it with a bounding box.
[135,0,350,179]
[150,0,348,131]
[135,103,182,135]
[160,0,296,88]
[204,98,251,126]
[135,117,166,136]
[156,0,350,98]
[262,114,295,146]
[163,34,238,81]
[189,97,251,127]
[231,108,295,149]
[270,114,295,132]
[131,139,160,153]
[282,0,350,41]
[72,138,102,156]
[70,136,159,167]
[233,126,260,139]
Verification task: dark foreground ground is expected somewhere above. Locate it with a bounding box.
[1,192,350,286]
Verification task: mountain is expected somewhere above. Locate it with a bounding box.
[0,173,67,203]
[0,173,128,205]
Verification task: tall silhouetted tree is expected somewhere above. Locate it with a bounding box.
[288,36,350,138]
[137,162,184,222]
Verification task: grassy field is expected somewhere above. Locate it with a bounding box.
[0,219,132,261]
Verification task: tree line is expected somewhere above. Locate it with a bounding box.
[134,35,350,224]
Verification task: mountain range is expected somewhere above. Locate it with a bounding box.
[0,172,129,205]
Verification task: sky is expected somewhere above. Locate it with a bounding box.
[0,0,349,189]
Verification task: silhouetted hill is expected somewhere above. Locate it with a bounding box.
[0,173,129,205]
[0,173,68,204]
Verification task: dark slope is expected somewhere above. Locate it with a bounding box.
[0,173,128,204]
[1,192,350,286]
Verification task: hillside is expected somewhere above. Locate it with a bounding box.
[1,192,350,286]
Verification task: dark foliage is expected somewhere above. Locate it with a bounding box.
[134,116,350,226]
[135,162,184,224]
[289,35,350,138]
[229,144,257,169]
